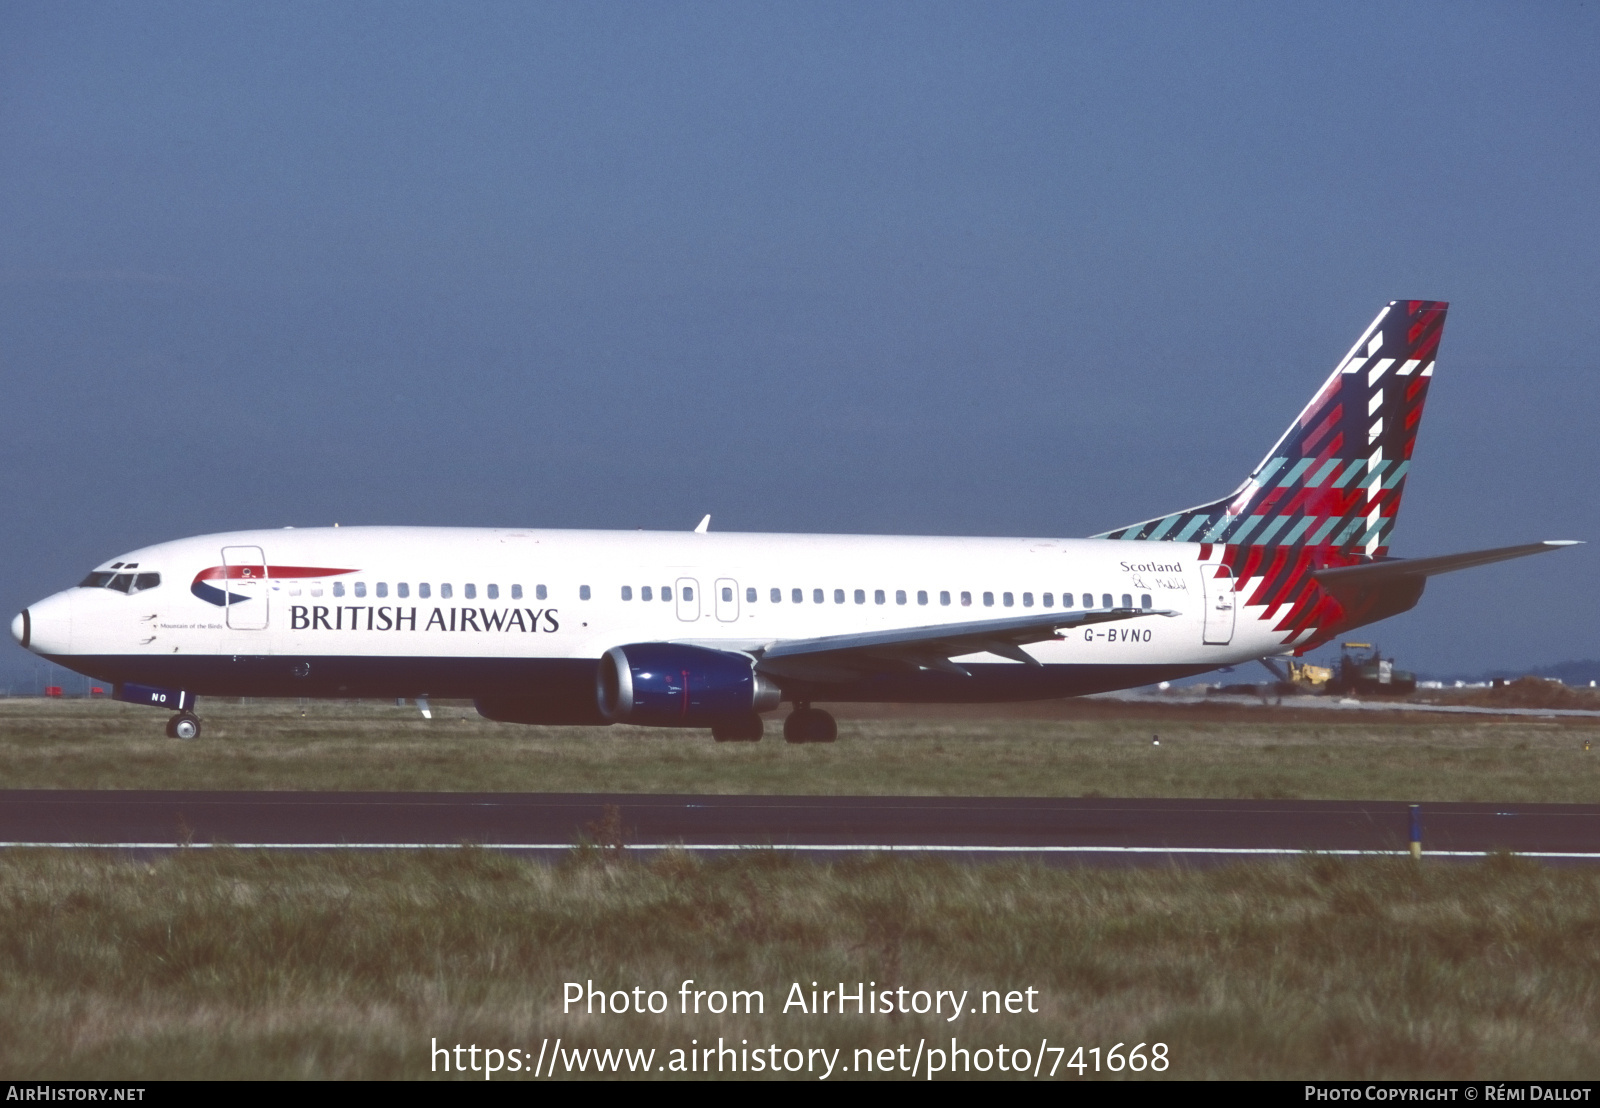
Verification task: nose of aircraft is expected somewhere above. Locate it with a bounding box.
[14,591,72,655]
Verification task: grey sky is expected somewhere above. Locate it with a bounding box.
[3,1,1596,680]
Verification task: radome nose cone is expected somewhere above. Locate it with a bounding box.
[17,592,71,655]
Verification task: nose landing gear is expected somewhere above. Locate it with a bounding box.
[783,705,837,744]
[165,712,202,741]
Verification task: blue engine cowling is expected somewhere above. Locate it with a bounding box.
[597,643,782,726]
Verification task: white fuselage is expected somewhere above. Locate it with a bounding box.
[19,526,1275,699]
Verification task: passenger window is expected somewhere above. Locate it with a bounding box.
[1003,592,1014,607]
[439,584,451,599]
[854,589,866,604]
[419,583,431,599]
[662,587,672,602]
[771,588,782,603]
[1141,594,1153,609]
[354,582,367,598]
[621,586,633,601]
[896,590,907,605]
[580,585,592,600]
[398,583,409,599]
[682,586,692,601]
[333,582,346,598]
[960,591,971,606]
[834,589,845,604]
[486,584,497,600]
[377,583,389,598]
[1122,593,1132,609]
[1022,592,1033,608]
[814,589,825,604]
[874,589,885,605]
[1102,593,1112,609]
[1084,593,1094,608]
[747,587,757,603]
[917,590,928,605]
[511,585,522,600]
[939,591,950,606]
[536,585,548,600]
[311,583,323,597]
[721,586,733,602]
[983,592,994,607]
[465,584,477,600]
[641,586,652,601]
[1042,592,1053,608]
[132,573,161,593]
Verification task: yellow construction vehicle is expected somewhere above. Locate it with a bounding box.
[1260,645,1413,696]
[1285,658,1334,692]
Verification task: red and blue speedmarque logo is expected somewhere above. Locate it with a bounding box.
[190,565,357,606]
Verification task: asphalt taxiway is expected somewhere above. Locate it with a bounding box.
[1,791,1597,861]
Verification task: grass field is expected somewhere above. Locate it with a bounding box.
[0,697,1596,801]
[3,697,1597,1081]
[1,847,1596,1080]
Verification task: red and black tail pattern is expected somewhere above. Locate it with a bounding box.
[1095,300,1448,648]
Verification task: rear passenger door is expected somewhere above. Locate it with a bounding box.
[1201,563,1235,645]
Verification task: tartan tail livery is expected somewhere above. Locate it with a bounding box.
[1097,300,1576,651]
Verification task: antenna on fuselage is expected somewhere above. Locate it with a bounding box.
[694,514,710,534]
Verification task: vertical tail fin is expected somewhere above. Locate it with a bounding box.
[1096,300,1448,647]
[1097,300,1447,557]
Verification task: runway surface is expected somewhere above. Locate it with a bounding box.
[2,791,1598,860]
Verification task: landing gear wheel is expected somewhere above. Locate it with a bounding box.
[166,712,201,741]
[711,713,764,743]
[783,707,837,744]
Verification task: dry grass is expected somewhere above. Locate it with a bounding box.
[0,698,1596,801]
[1452,677,1600,710]
[3,698,1594,1080]
[0,849,1596,1079]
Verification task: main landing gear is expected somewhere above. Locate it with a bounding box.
[783,705,836,744]
[165,712,202,741]
[709,706,839,744]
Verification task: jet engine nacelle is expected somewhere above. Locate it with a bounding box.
[597,643,782,726]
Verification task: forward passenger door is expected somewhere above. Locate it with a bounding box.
[222,545,269,630]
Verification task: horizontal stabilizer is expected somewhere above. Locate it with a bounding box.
[1313,541,1581,587]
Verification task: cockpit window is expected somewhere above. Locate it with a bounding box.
[79,570,160,593]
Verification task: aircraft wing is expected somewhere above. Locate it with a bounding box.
[753,606,1179,681]
[1312,540,1581,587]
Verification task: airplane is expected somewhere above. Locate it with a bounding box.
[10,299,1579,743]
